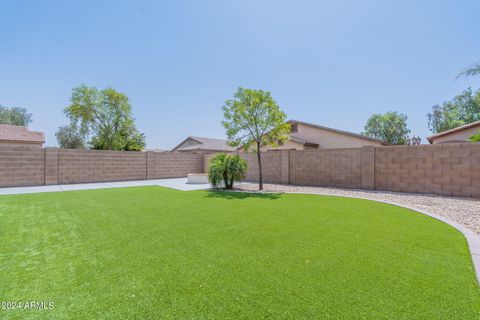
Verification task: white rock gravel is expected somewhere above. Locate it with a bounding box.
[235,183,480,234]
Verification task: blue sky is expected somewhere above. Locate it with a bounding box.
[1,0,479,148]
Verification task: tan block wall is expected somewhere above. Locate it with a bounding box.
[203,153,217,173]
[45,147,59,185]
[1,144,479,198]
[149,152,204,179]
[240,143,480,198]
[0,146,45,187]
[289,148,362,188]
[58,149,147,184]
[375,144,480,197]
[241,152,283,183]
[0,148,205,188]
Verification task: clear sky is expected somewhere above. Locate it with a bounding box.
[1,0,479,148]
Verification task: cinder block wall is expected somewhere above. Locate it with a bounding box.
[0,146,46,187]
[58,149,147,184]
[375,144,480,197]
[149,152,204,179]
[239,143,480,198]
[241,152,284,183]
[290,148,363,188]
[0,147,205,188]
[1,144,479,198]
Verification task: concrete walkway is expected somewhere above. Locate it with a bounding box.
[0,178,212,195]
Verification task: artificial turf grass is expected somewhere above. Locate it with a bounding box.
[0,186,479,319]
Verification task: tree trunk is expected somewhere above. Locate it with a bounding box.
[223,175,229,190]
[256,142,263,190]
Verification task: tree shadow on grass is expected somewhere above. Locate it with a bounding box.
[205,190,282,200]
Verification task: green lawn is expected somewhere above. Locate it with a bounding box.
[0,187,479,319]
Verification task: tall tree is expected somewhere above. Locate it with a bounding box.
[64,85,146,151]
[222,87,290,190]
[457,62,480,78]
[55,125,86,149]
[0,105,32,126]
[363,111,410,145]
[427,88,480,133]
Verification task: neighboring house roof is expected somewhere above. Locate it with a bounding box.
[0,124,45,144]
[288,120,389,145]
[172,136,236,152]
[426,120,480,144]
[289,135,320,148]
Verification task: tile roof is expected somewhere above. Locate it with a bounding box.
[0,124,45,144]
[290,135,320,147]
[173,136,236,152]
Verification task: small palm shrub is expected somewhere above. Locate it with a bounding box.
[208,153,248,189]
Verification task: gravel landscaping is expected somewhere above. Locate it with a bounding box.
[237,183,480,234]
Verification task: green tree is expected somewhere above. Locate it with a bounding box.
[457,62,480,78]
[0,105,32,126]
[208,153,248,189]
[427,88,480,133]
[363,111,410,145]
[55,125,86,149]
[64,85,146,151]
[222,87,290,190]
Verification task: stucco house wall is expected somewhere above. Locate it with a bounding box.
[260,139,305,151]
[293,122,384,148]
[430,125,479,144]
[259,121,385,151]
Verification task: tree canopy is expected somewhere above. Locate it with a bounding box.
[55,125,86,149]
[222,87,290,190]
[63,85,145,151]
[457,62,480,79]
[363,111,410,145]
[427,88,480,134]
[0,105,32,126]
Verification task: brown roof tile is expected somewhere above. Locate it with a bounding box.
[0,124,45,144]
[172,136,235,152]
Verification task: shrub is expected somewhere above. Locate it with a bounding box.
[470,130,480,142]
[208,153,248,189]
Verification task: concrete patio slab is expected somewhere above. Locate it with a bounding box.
[0,178,212,196]
[0,185,64,195]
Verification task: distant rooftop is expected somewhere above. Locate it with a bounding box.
[427,120,480,144]
[288,120,389,145]
[172,136,235,152]
[0,124,45,145]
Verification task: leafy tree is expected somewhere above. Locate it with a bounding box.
[363,111,410,145]
[64,85,146,151]
[208,153,248,189]
[470,130,480,142]
[222,87,290,190]
[55,125,86,149]
[457,62,480,78]
[0,105,32,126]
[427,88,480,133]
